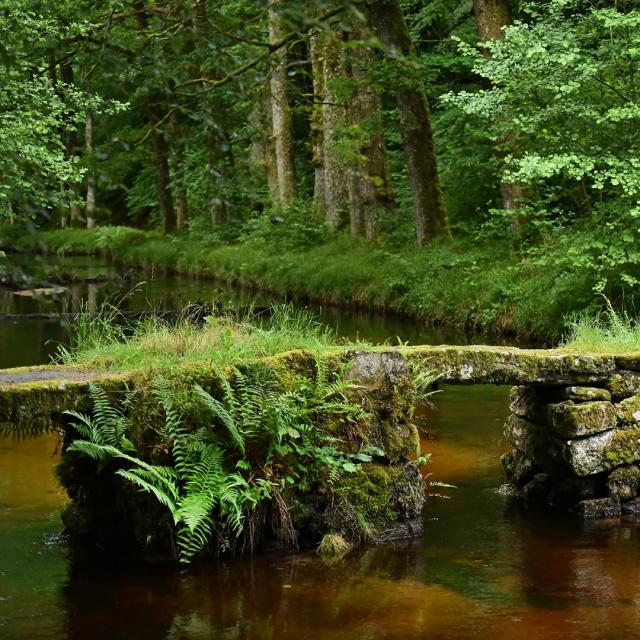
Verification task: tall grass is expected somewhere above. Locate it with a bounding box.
[58,303,362,371]
[562,300,640,353]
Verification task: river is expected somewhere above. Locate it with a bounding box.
[1,255,639,639]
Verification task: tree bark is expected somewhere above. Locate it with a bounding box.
[150,105,176,235]
[268,0,297,205]
[85,111,96,229]
[473,0,526,217]
[347,17,394,240]
[368,0,449,245]
[321,29,349,230]
[473,0,512,42]
[309,30,326,217]
[170,110,188,233]
[60,61,83,226]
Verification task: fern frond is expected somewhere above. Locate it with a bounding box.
[193,383,245,453]
[116,469,179,514]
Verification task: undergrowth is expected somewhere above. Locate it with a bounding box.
[562,299,640,353]
[2,224,620,342]
[56,304,363,371]
[64,361,387,564]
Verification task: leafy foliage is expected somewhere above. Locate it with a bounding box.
[64,359,383,563]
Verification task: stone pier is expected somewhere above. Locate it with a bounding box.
[503,373,640,518]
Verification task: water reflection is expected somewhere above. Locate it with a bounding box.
[2,260,640,638]
[0,254,536,369]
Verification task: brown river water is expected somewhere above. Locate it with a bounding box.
[1,256,640,639]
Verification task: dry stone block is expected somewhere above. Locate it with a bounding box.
[607,371,640,401]
[614,355,640,371]
[504,414,566,475]
[616,394,640,425]
[564,427,640,476]
[555,386,611,402]
[546,401,616,438]
[607,465,640,500]
[501,450,537,487]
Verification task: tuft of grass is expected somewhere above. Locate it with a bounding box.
[317,532,352,557]
[58,304,366,371]
[562,300,640,353]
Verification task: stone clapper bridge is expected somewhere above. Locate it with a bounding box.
[2,344,640,553]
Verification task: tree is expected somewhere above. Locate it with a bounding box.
[368,0,450,245]
[347,13,394,239]
[268,0,298,206]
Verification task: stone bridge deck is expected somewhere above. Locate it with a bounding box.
[0,345,636,423]
[2,344,640,519]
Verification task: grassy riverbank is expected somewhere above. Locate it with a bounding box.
[1,224,612,342]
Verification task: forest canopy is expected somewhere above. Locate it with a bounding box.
[2,0,640,331]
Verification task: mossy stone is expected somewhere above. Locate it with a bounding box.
[546,401,616,438]
[607,465,640,500]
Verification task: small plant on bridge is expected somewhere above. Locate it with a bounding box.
[64,360,384,564]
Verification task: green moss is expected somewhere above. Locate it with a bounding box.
[607,465,640,499]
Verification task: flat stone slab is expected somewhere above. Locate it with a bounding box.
[0,345,628,426]
[547,401,617,438]
[401,345,616,385]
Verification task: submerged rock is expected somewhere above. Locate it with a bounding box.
[571,497,621,519]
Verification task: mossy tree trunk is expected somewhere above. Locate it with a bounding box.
[347,15,394,240]
[268,0,298,206]
[368,0,449,246]
[84,110,96,229]
[473,0,526,219]
[321,29,349,230]
[309,29,326,217]
[170,109,188,233]
[150,103,176,235]
[60,61,83,227]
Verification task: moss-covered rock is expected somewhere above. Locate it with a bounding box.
[555,386,611,402]
[607,465,640,500]
[546,401,616,438]
[501,450,537,487]
[503,414,566,475]
[564,427,640,476]
[616,394,640,425]
[403,346,615,386]
[606,370,640,401]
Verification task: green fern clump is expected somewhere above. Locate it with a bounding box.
[64,359,383,564]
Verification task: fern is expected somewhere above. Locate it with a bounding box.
[65,356,384,564]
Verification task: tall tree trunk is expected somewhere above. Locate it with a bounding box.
[60,61,83,227]
[347,17,394,240]
[85,111,96,229]
[268,0,297,205]
[473,0,525,216]
[251,86,280,204]
[321,29,349,230]
[134,2,175,233]
[368,0,449,245]
[150,105,176,235]
[170,110,188,233]
[473,0,512,42]
[309,30,326,217]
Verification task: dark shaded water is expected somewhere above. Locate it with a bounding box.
[1,256,640,639]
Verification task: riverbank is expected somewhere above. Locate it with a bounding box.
[1,225,602,343]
